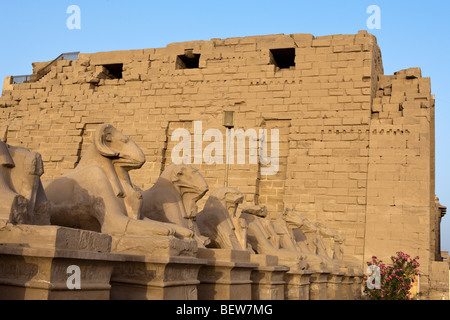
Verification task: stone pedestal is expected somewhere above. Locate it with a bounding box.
[250,254,289,300]
[109,234,205,300]
[196,248,257,300]
[326,273,345,300]
[340,274,361,300]
[309,272,330,300]
[0,246,116,300]
[0,222,116,300]
[109,234,198,257]
[0,221,207,301]
[0,220,112,252]
[110,255,206,300]
[284,269,313,300]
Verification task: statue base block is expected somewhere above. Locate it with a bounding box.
[326,273,345,300]
[108,234,205,300]
[0,220,111,252]
[110,254,207,300]
[284,269,314,300]
[340,274,362,300]
[110,234,198,257]
[250,254,289,300]
[309,272,331,300]
[0,222,116,300]
[196,248,257,300]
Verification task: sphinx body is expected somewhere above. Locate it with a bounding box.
[274,208,340,272]
[141,163,209,246]
[314,222,362,274]
[196,187,250,251]
[0,141,49,225]
[43,124,188,238]
[240,205,307,270]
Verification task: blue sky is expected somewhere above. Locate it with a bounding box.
[1,0,449,252]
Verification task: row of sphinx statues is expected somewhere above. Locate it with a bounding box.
[0,123,361,274]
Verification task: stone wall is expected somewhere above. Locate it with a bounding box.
[0,30,442,294]
[365,67,436,287]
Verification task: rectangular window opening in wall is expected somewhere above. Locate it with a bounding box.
[102,63,123,79]
[176,49,200,69]
[270,48,296,69]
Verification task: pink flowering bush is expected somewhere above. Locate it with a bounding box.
[358,251,421,300]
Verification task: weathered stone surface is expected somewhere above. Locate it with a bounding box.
[141,163,209,247]
[196,248,257,300]
[0,142,49,225]
[0,224,117,300]
[0,245,115,300]
[42,124,187,240]
[110,254,206,300]
[197,187,248,251]
[284,269,314,300]
[0,30,445,299]
[109,234,198,257]
[0,221,111,252]
[250,254,289,300]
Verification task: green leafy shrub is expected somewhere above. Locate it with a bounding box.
[358,251,421,300]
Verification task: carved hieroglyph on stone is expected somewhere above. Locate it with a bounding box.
[0,141,49,225]
[43,124,184,238]
[196,187,250,251]
[241,205,308,270]
[141,163,209,247]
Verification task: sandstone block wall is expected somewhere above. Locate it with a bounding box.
[365,67,436,284]
[0,30,441,293]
